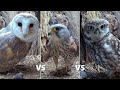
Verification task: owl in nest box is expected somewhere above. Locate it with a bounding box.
[0,13,39,72]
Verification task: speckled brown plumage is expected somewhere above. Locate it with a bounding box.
[83,18,120,78]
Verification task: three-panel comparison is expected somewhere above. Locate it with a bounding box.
[0,11,119,79]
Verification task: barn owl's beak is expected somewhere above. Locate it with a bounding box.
[23,28,29,38]
[23,31,28,38]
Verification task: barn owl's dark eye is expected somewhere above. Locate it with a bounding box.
[29,23,33,28]
[18,22,22,27]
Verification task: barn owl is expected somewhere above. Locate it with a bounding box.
[83,18,120,78]
[42,24,77,75]
[0,13,39,72]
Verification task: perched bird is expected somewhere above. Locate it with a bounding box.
[83,18,120,78]
[42,24,77,74]
[0,13,39,72]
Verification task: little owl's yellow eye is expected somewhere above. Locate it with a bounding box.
[88,26,94,30]
[100,24,106,29]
